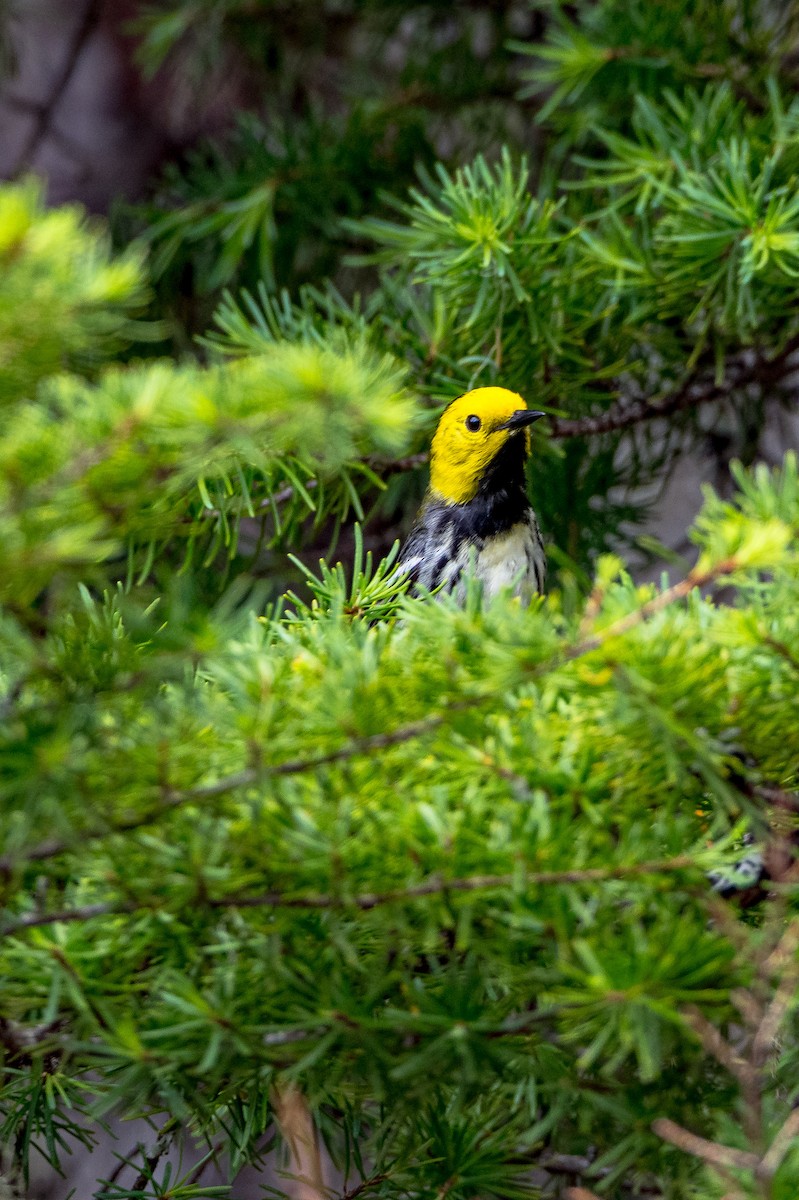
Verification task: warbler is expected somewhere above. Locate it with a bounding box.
[398,386,546,603]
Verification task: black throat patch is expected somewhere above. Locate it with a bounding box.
[453,432,531,541]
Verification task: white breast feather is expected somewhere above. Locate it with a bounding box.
[474,523,540,603]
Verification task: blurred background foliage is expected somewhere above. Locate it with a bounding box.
[98,0,799,578]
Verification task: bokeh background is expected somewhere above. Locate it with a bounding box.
[3,0,797,598]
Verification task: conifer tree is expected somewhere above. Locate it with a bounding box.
[1,4,799,1198]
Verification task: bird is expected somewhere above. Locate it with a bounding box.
[398,386,546,603]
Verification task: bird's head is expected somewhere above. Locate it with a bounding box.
[428,386,545,506]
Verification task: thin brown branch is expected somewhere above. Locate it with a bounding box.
[763,918,799,976]
[239,338,799,516]
[1,901,125,935]
[184,1139,226,1188]
[682,1004,763,1148]
[753,782,799,812]
[0,768,259,877]
[129,1120,179,1194]
[538,1151,601,1176]
[549,335,799,439]
[652,1117,759,1172]
[0,1014,64,1062]
[730,987,764,1030]
[0,554,740,879]
[682,1006,757,1091]
[258,478,317,511]
[204,451,429,521]
[758,1108,799,1178]
[549,373,724,440]
[337,1173,390,1200]
[762,636,799,675]
[752,922,799,1066]
[272,1084,326,1200]
[216,855,696,913]
[715,1181,749,1200]
[0,855,697,936]
[12,0,101,175]
[106,1147,137,1188]
[563,556,740,657]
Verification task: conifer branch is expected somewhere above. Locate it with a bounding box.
[682,1006,757,1091]
[129,1121,179,1196]
[184,1140,226,1188]
[272,1085,326,1200]
[0,855,698,936]
[247,336,799,516]
[751,923,799,1067]
[762,636,799,674]
[214,855,698,912]
[759,1108,799,1177]
[0,1014,64,1061]
[652,1118,759,1172]
[565,556,740,657]
[337,1173,391,1199]
[0,553,741,880]
[5,7,799,1196]
[549,334,799,439]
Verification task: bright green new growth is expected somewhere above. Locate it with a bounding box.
[2,3,799,1199]
[0,337,413,607]
[0,182,146,407]
[2,429,798,1198]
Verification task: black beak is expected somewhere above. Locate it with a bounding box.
[497,410,546,433]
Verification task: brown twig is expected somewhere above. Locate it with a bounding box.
[236,338,799,517]
[758,1108,799,1178]
[682,1007,757,1091]
[272,1084,326,1200]
[337,1173,390,1199]
[563,557,739,658]
[1,901,124,935]
[129,1120,179,1194]
[11,0,101,175]
[752,921,799,1066]
[0,768,260,877]
[682,1005,762,1147]
[184,1139,226,1188]
[550,333,799,438]
[0,1014,64,1062]
[0,553,741,882]
[652,1117,759,1172]
[762,636,799,675]
[215,855,697,913]
[0,855,697,936]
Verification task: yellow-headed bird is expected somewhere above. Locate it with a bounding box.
[398,386,546,603]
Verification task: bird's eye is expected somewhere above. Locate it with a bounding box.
[465,414,481,432]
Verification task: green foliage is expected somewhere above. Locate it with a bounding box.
[515,0,799,137]
[0,181,146,406]
[1,395,798,1195]
[116,0,799,570]
[284,524,410,624]
[123,0,527,331]
[139,106,431,299]
[0,340,414,607]
[350,150,562,332]
[2,2,799,1197]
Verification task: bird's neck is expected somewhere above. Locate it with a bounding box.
[475,433,529,501]
[429,435,531,536]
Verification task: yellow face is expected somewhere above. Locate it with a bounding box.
[428,386,538,505]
